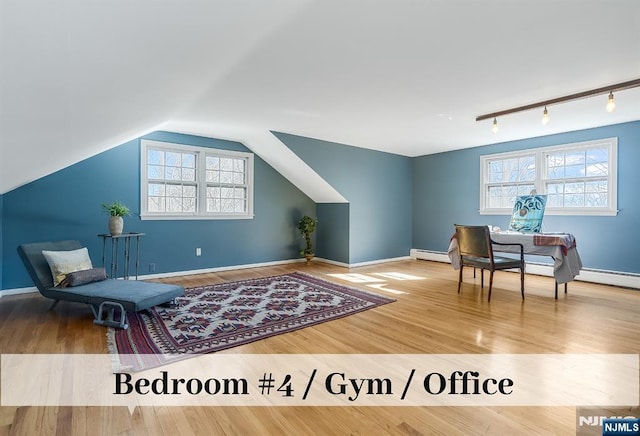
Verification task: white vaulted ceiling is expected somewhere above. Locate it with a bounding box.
[1,0,639,194]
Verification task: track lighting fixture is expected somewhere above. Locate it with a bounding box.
[542,106,550,125]
[606,91,616,112]
[476,78,640,132]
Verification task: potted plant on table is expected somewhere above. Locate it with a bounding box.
[298,215,318,263]
[102,201,131,236]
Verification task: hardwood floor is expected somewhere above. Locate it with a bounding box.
[1,259,638,435]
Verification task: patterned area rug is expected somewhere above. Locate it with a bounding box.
[108,272,395,370]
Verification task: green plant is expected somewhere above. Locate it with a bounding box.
[102,201,131,217]
[298,215,317,256]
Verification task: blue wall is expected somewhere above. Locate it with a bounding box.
[3,121,638,290]
[413,120,640,274]
[0,194,3,288]
[316,203,350,264]
[275,132,413,264]
[1,131,316,289]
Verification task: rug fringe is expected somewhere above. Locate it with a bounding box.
[106,328,130,372]
[106,328,118,355]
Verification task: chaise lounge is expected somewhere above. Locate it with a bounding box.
[17,240,184,329]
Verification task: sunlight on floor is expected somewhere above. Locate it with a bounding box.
[327,273,385,283]
[373,272,424,281]
[327,271,427,295]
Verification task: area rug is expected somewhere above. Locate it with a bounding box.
[107,272,395,370]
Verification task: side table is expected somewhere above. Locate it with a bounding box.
[98,232,145,280]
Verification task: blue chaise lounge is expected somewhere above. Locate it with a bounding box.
[17,240,184,329]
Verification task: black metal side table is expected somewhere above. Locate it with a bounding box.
[98,232,145,280]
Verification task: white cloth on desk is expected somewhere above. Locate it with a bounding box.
[491,231,583,283]
[551,248,583,284]
[447,231,583,284]
[447,237,461,270]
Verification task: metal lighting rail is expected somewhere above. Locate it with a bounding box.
[476,78,640,122]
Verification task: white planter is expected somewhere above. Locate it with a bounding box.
[109,216,124,236]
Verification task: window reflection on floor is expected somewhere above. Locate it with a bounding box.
[327,273,385,283]
[327,272,426,295]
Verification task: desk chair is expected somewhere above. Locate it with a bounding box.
[454,225,525,302]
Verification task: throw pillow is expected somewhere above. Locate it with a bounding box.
[42,247,93,287]
[58,267,108,288]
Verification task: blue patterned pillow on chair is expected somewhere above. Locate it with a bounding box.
[508,194,547,233]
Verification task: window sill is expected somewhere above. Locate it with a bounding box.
[140,214,254,221]
[480,208,618,217]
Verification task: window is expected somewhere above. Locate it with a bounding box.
[480,138,617,216]
[141,140,254,220]
[484,153,536,209]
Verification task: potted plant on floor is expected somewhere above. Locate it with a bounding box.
[102,201,131,236]
[298,215,318,263]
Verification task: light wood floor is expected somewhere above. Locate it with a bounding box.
[1,259,638,435]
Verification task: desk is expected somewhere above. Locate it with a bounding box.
[448,231,583,298]
[98,232,145,280]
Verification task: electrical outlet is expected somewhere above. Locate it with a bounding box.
[196,248,201,256]
[149,263,156,273]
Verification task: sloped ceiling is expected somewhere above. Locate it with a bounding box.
[1,0,639,195]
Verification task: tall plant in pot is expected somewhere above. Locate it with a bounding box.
[102,201,130,236]
[298,215,317,262]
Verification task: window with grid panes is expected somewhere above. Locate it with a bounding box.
[141,140,254,220]
[480,138,617,216]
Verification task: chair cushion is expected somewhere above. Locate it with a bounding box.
[45,279,184,312]
[460,255,492,268]
[492,256,523,269]
[461,255,522,270]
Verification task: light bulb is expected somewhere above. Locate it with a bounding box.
[606,91,616,112]
[491,118,498,134]
[542,106,550,125]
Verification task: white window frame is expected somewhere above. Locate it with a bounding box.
[480,137,618,216]
[141,139,254,220]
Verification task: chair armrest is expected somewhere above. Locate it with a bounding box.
[491,240,525,261]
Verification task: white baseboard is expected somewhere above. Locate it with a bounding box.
[313,257,349,268]
[0,259,309,297]
[138,257,308,280]
[410,248,640,290]
[0,255,411,297]
[140,254,413,275]
[349,255,413,268]
[0,286,38,298]
[4,251,635,297]
[306,255,411,268]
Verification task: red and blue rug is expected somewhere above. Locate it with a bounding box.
[108,272,395,370]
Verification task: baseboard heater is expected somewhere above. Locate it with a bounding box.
[410,249,640,290]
